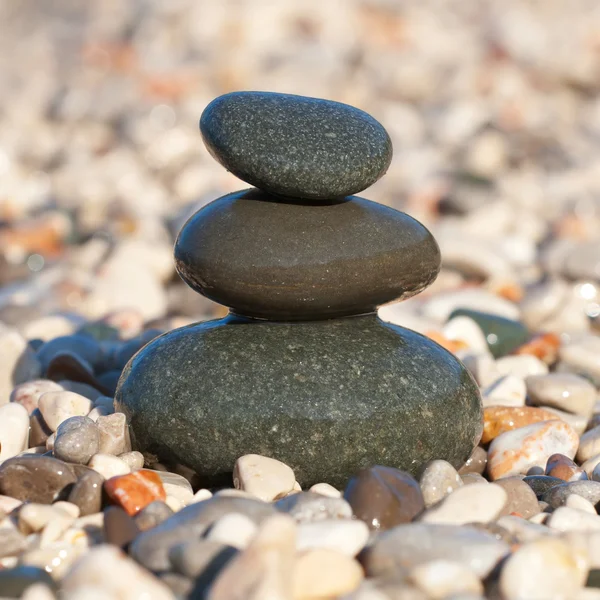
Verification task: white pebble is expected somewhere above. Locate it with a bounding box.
[0,403,29,460]
[296,519,369,557]
[419,483,506,525]
[309,483,341,498]
[567,495,598,515]
[207,512,258,549]
[482,375,526,407]
[191,489,213,503]
[495,355,549,378]
[38,391,93,431]
[409,559,483,599]
[233,454,295,501]
[579,427,600,463]
[547,507,600,532]
[88,454,130,479]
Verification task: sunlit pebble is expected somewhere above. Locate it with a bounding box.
[27,254,44,272]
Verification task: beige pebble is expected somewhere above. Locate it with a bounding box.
[233,454,296,501]
[547,507,600,532]
[207,514,296,600]
[582,455,600,478]
[20,583,57,600]
[40,512,76,548]
[500,537,588,599]
[165,496,184,512]
[567,495,598,514]
[0,403,29,461]
[0,496,22,514]
[96,413,131,455]
[527,373,596,417]
[419,483,506,525]
[460,353,501,388]
[559,336,600,386]
[482,375,526,407]
[579,427,600,463]
[21,542,83,579]
[19,504,63,534]
[118,451,144,471]
[207,512,258,549]
[293,548,363,599]
[496,515,556,543]
[488,420,579,480]
[408,559,483,599]
[62,545,174,598]
[495,355,549,378]
[38,391,93,431]
[296,519,369,557]
[88,453,130,478]
[87,406,111,421]
[544,406,589,436]
[308,483,341,498]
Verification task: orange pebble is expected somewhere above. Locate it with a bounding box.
[513,333,561,365]
[104,470,166,516]
[482,406,563,444]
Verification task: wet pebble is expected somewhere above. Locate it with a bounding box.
[344,466,425,531]
[0,455,76,503]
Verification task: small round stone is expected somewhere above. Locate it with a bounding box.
[200,91,392,200]
[53,416,100,464]
[174,190,441,320]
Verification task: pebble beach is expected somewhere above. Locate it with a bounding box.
[2,1,600,599]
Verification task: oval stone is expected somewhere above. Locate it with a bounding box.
[200,91,392,200]
[175,190,440,320]
[116,315,482,488]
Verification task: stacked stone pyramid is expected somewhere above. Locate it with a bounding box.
[116,92,482,487]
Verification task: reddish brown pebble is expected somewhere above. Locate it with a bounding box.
[104,469,166,516]
[344,465,425,531]
[545,453,587,482]
[482,406,562,444]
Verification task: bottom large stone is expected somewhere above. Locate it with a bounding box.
[115,315,482,488]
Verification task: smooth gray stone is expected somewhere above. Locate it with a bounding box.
[129,496,275,572]
[54,416,99,465]
[200,91,392,200]
[541,480,600,508]
[169,539,238,579]
[174,189,440,320]
[363,523,510,579]
[134,501,175,532]
[116,315,482,489]
[67,467,104,516]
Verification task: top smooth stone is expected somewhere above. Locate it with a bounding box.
[200,91,393,200]
[174,189,441,320]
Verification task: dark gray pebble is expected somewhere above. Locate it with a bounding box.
[200,91,392,200]
[0,456,77,503]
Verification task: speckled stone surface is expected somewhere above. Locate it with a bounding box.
[115,315,482,488]
[200,92,392,200]
[175,189,440,320]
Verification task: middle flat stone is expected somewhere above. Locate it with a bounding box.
[174,189,441,320]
